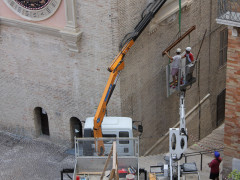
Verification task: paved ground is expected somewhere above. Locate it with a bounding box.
[0,132,74,180]
[0,124,224,180]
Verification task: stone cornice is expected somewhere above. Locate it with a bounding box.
[149,0,193,34]
[0,16,82,52]
[60,29,82,52]
[0,16,61,37]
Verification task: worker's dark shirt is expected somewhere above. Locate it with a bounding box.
[209,158,222,174]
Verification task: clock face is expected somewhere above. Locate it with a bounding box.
[3,0,62,21]
[14,0,50,10]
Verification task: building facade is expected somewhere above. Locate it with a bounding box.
[120,0,227,154]
[217,0,240,177]
[0,0,122,147]
[0,0,226,154]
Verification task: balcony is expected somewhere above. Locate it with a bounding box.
[217,0,240,27]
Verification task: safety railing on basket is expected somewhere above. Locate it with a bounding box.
[166,58,196,96]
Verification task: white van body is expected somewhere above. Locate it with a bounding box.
[84,117,134,156]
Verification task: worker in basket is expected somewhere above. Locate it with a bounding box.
[182,47,195,84]
[182,47,194,64]
[165,48,182,88]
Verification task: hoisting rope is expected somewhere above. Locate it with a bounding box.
[179,0,182,36]
[168,0,181,63]
[167,0,182,70]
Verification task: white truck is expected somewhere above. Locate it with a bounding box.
[83,117,135,156]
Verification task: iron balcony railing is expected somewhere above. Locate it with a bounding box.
[218,0,240,23]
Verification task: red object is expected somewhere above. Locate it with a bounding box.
[180,77,183,85]
[118,168,128,174]
[76,176,80,180]
[209,158,222,174]
[189,53,194,62]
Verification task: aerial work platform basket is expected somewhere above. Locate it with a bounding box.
[166,60,196,97]
[163,26,207,97]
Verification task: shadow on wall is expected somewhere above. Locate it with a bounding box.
[34,107,50,137]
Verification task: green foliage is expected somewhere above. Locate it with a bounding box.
[228,170,240,180]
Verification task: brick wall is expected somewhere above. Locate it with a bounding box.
[223,27,240,176]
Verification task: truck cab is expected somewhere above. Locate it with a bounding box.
[83,117,134,156]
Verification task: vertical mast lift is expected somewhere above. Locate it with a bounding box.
[154,29,207,180]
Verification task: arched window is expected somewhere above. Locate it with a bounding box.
[70,117,82,147]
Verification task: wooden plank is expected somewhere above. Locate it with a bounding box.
[100,145,113,180]
[109,141,118,180]
[112,141,117,170]
[162,25,196,56]
[115,154,119,180]
[109,169,115,180]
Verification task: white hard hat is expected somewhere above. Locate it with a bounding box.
[176,48,181,53]
[186,47,191,51]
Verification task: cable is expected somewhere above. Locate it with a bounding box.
[119,32,134,49]
[141,2,153,18]
[119,0,168,49]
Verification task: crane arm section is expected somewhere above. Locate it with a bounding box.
[93,40,134,155]
[93,0,167,155]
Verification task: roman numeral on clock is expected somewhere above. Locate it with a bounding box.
[46,7,51,13]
